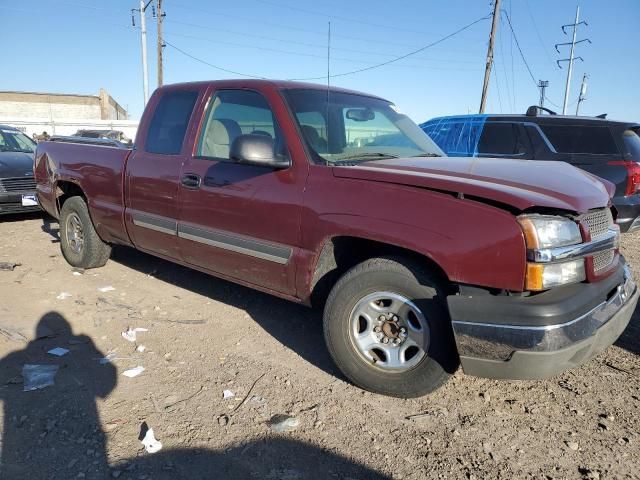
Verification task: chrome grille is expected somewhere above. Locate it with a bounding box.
[583,208,613,239]
[593,250,615,274]
[0,177,36,193]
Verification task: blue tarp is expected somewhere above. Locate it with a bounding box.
[420,115,488,157]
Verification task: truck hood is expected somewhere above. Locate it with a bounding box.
[332,156,611,213]
[0,151,35,178]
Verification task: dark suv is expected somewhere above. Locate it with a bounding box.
[421,108,640,232]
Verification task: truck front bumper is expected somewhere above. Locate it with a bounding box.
[448,261,638,380]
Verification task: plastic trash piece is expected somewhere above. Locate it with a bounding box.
[56,292,72,300]
[122,366,145,378]
[121,327,149,342]
[223,389,235,400]
[269,414,300,433]
[98,286,116,292]
[22,364,59,391]
[141,427,163,453]
[0,262,20,271]
[136,345,146,352]
[47,347,70,357]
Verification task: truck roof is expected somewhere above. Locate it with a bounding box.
[159,79,389,102]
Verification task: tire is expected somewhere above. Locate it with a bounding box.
[323,256,458,398]
[59,196,111,269]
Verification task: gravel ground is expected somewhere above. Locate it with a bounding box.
[0,213,638,480]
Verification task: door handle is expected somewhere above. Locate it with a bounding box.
[181,173,201,189]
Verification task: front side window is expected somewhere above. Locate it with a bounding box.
[146,90,198,155]
[284,89,442,164]
[539,124,619,155]
[477,123,528,156]
[197,89,287,162]
[0,129,36,153]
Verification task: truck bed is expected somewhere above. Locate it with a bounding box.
[34,140,133,245]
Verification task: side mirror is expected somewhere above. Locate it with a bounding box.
[229,134,290,169]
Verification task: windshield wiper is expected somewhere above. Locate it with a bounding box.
[332,153,400,163]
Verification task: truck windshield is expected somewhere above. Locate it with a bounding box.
[284,89,443,164]
[0,129,36,153]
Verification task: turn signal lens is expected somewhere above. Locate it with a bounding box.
[525,259,586,291]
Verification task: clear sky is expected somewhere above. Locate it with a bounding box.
[1,0,638,123]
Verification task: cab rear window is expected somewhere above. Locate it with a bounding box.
[539,124,619,155]
[146,90,198,155]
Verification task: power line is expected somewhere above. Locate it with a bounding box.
[524,0,558,72]
[501,9,537,88]
[164,40,267,79]
[164,18,484,65]
[289,14,491,81]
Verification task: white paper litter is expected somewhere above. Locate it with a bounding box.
[56,292,72,300]
[98,286,116,292]
[136,345,146,352]
[121,327,149,342]
[47,347,70,357]
[22,364,59,391]
[141,428,163,454]
[99,353,117,365]
[223,389,235,400]
[122,366,145,378]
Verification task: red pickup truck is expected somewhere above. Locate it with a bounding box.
[34,80,638,397]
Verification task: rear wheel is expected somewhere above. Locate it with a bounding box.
[323,257,458,397]
[59,196,111,269]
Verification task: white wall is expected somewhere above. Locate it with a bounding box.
[0,101,102,121]
[0,117,139,141]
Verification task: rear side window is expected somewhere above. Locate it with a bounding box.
[477,123,527,155]
[539,124,619,155]
[623,129,640,161]
[146,90,198,155]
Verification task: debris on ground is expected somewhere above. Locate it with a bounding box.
[122,366,145,378]
[268,414,300,433]
[217,414,230,426]
[121,327,148,342]
[0,262,20,271]
[98,353,117,365]
[56,292,72,300]
[136,345,146,352]
[22,364,59,391]
[223,389,235,400]
[140,424,163,454]
[47,347,69,357]
[71,267,85,276]
[98,286,116,292]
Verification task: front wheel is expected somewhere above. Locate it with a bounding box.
[59,196,111,269]
[323,257,458,397]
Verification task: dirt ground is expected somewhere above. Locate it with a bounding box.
[0,213,638,480]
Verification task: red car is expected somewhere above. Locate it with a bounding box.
[34,80,637,397]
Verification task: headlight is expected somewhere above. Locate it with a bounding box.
[518,215,586,290]
[517,215,582,248]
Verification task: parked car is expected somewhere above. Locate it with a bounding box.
[0,124,39,215]
[73,129,132,145]
[421,108,640,232]
[34,80,637,397]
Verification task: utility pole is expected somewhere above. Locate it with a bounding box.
[132,0,154,106]
[479,0,501,114]
[555,6,590,114]
[156,0,165,87]
[575,73,588,115]
[538,80,549,108]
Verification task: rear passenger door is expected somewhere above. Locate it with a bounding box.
[125,89,200,259]
[476,122,533,159]
[176,88,306,295]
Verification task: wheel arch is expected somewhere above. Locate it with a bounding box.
[308,235,451,308]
